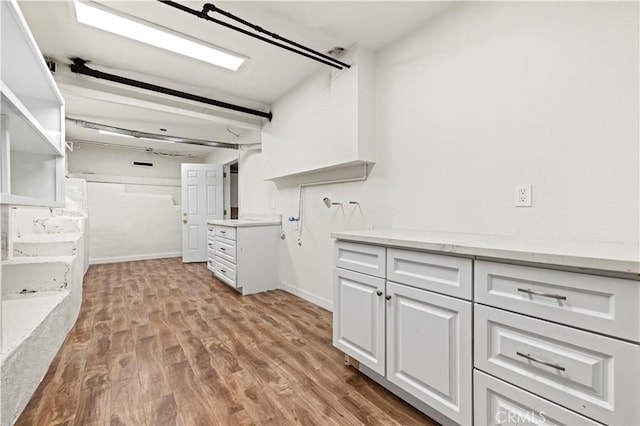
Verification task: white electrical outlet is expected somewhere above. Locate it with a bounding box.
[515,184,532,207]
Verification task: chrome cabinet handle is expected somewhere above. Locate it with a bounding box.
[516,352,566,371]
[220,247,226,251]
[220,230,226,234]
[517,288,567,300]
[220,269,226,273]
[376,290,383,296]
[385,295,392,300]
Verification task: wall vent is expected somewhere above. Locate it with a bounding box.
[132,160,154,168]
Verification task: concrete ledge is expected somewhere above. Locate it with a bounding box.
[2,256,75,295]
[1,290,81,425]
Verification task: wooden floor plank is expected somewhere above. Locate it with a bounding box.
[15,258,437,425]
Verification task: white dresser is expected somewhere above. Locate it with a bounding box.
[331,230,639,426]
[207,218,280,295]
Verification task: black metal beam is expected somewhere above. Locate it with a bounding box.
[69,58,273,121]
[158,0,349,70]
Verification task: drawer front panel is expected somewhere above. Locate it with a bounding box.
[333,268,386,375]
[206,259,215,273]
[214,269,237,289]
[475,304,640,425]
[335,241,386,278]
[215,226,236,241]
[387,248,472,299]
[207,225,215,238]
[387,282,472,424]
[474,370,602,426]
[475,261,640,342]
[214,256,237,282]
[215,237,236,263]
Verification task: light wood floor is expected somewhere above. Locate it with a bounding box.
[16,258,437,426]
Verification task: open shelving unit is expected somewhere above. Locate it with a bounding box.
[1,0,65,207]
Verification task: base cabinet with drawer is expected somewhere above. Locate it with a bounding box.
[333,241,473,425]
[207,223,280,295]
[334,233,639,425]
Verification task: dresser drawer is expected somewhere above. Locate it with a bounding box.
[207,225,215,238]
[387,248,472,299]
[215,236,236,263]
[475,261,640,342]
[335,241,386,278]
[474,304,640,425]
[215,225,236,241]
[474,370,602,426]
[214,256,237,282]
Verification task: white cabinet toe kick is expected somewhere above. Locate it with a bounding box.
[332,235,639,426]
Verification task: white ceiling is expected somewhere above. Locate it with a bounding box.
[19,1,449,155]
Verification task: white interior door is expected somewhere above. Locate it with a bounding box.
[181,163,223,262]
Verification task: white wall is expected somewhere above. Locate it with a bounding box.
[67,145,205,263]
[240,2,640,308]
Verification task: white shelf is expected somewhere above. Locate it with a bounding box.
[0,193,64,208]
[1,82,64,156]
[0,0,65,206]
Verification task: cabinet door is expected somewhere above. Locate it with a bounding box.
[386,281,472,425]
[333,268,386,375]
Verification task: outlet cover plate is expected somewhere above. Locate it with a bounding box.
[515,184,532,207]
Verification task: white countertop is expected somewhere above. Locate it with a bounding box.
[331,229,640,276]
[207,219,281,227]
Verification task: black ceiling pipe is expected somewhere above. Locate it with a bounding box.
[158,0,349,70]
[69,58,273,121]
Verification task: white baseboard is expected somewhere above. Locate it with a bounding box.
[278,281,333,312]
[90,252,181,265]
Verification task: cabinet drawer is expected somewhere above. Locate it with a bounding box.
[474,370,602,426]
[215,236,236,263]
[333,268,386,375]
[206,259,215,273]
[475,261,640,342]
[387,248,472,300]
[474,304,640,425]
[335,241,385,278]
[215,269,237,289]
[207,225,215,238]
[214,256,236,282]
[215,226,236,241]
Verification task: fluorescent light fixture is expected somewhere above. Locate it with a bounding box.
[98,129,134,138]
[74,1,245,71]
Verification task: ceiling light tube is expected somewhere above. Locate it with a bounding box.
[74,1,246,71]
[98,129,134,138]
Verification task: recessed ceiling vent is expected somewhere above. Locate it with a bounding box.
[132,160,154,168]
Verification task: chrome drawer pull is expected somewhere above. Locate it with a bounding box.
[220,269,226,273]
[220,247,226,251]
[517,288,567,300]
[516,352,566,371]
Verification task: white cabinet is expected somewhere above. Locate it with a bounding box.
[1,0,65,207]
[386,281,472,423]
[333,241,473,425]
[207,223,280,295]
[333,268,385,375]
